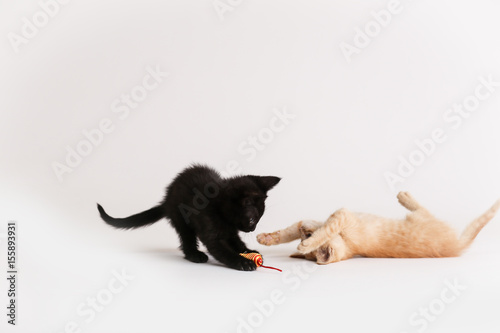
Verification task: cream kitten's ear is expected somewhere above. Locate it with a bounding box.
[290,252,306,259]
[316,246,334,265]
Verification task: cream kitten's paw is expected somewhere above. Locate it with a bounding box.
[397,191,419,211]
[256,232,280,246]
[397,191,411,202]
[297,239,313,253]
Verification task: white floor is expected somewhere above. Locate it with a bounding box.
[2,2,500,331]
[2,204,499,333]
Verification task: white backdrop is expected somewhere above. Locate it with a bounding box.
[1,1,500,333]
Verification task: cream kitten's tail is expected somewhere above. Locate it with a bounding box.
[459,199,500,251]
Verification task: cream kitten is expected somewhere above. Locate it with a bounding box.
[257,192,500,264]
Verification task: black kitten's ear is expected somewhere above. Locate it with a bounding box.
[250,176,281,192]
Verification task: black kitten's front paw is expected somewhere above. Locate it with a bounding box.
[233,257,257,271]
[185,251,209,263]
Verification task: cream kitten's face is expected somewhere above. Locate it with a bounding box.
[299,228,313,241]
[296,224,334,264]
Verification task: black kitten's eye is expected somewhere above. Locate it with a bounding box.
[243,198,253,206]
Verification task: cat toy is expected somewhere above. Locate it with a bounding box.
[239,253,282,272]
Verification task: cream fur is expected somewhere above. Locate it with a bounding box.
[257,192,500,265]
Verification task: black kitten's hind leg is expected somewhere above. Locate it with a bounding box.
[185,250,209,263]
[182,233,208,263]
[170,217,208,263]
[182,241,208,263]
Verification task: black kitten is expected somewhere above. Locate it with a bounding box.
[97,164,280,271]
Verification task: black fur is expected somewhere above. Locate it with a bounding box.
[97,164,280,271]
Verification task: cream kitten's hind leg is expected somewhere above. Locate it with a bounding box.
[298,208,355,254]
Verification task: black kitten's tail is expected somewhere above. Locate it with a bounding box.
[97,204,164,230]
